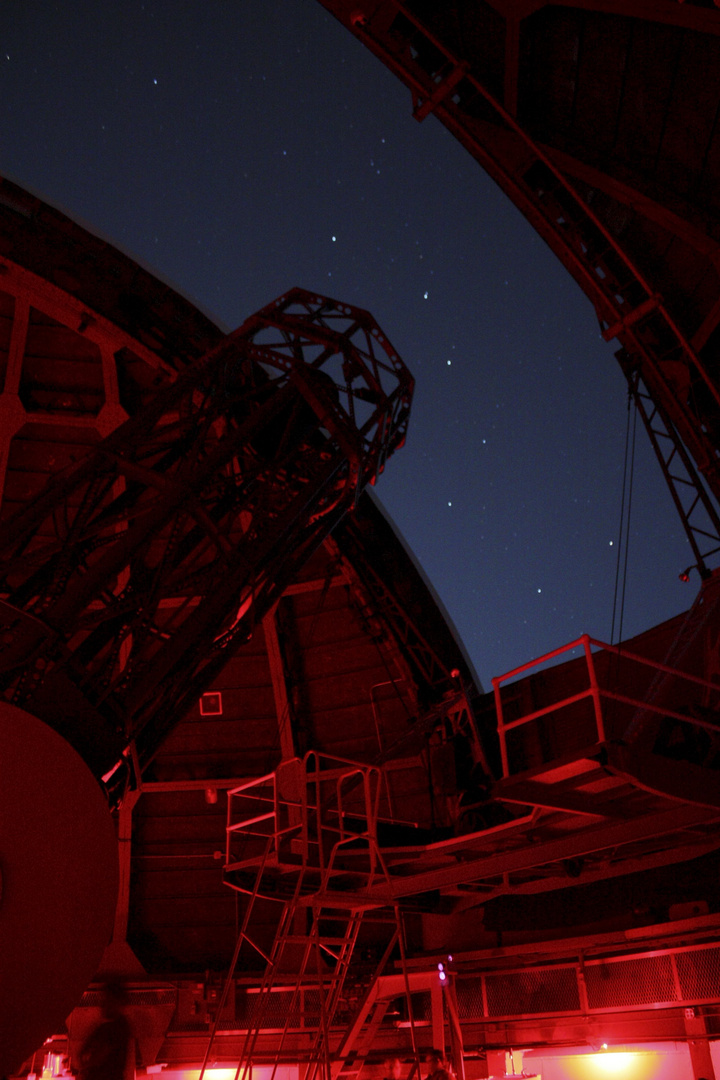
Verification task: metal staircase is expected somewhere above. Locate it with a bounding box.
[331,996,391,1080]
[203,753,416,1080]
[195,618,720,1080]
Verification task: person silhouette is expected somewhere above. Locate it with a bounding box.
[425,1050,449,1080]
[383,1059,403,1080]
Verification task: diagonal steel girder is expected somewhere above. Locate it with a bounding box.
[316,801,720,906]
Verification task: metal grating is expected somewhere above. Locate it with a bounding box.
[409,991,432,1023]
[457,977,485,1019]
[425,943,720,1029]
[485,966,580,1018]
[675,946,720,1001]
[585,954,676,1009]
[236,987,324,1029]
[302,989,322,1025]
[239,989,295,1028]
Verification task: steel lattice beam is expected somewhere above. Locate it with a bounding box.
[0,288,413,790]
[319,0,720,561]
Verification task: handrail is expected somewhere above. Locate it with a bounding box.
[226,752,386,871]
[492,632,720,779]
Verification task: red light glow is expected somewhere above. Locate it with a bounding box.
[199,691,223,716]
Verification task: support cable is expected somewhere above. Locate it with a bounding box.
[608,395,638,713]
[610,394,638,649]
[610,392,633,648]
[618,404,639,650]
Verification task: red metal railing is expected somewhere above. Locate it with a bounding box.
[492,633,720,779]
[226,752,383,873]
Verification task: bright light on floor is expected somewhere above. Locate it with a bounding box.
[592,1054,636,1073]
[578,1051,660,1079]
[160,1068,297,1080]
[525,1043,693,1079]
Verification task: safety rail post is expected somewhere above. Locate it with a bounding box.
[336,767,365,841]
[492,636,590,780]
[491,630,720,783]
[225,781,233,866]
[303,749,324,872]
[582,634,606,743]
[365,766,381,875]
[301,751,385,869]
[492,675,509,780]
[225,771,278,866]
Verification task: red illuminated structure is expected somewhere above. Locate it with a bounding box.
[320,0,720,580]
[0,179,483,1076]
[0,285,413,786]
[6,1,720,1077]
[313,3,720,1077]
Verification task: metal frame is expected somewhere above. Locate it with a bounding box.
[406,936,720,1024]
[622,360,720,578]
[492,632,720,780]
[323,0,720,561]
[222,753,424,1080]
[0,288,413,788]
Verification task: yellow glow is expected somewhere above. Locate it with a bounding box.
[593,1054,636,1073]
[163,1068,297,1080]
[527,1047,674,1080]
[573,1051,660,1079]
[175,1072,239,1080]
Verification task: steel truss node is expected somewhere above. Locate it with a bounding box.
[0,289,413,786]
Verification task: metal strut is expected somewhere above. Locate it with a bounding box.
[223,754,424,1080]
[0,289,413,789]
[621,358,720,579]
[340,0,720,553]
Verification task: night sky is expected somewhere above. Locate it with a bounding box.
[0,1,697,689]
